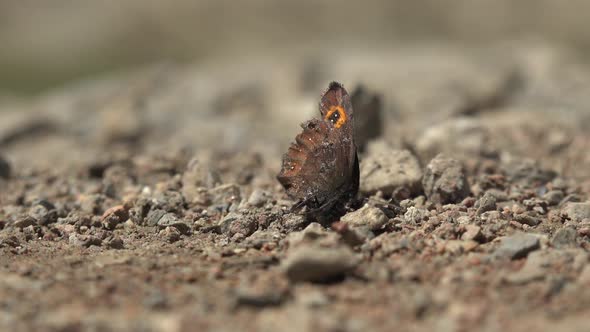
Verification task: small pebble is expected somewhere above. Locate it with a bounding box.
[422,154,470,204]
[281,245,359,282]
[340,204,388,231]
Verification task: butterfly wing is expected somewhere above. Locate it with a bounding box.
[277,119,358,212]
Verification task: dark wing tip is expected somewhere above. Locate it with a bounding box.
[328,81,344,90]
[323,81,349,97]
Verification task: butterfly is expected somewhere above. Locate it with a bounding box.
[277,81,359,219]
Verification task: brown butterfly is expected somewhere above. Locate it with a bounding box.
[277,82,359,219]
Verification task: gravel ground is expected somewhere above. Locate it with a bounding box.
[1,44,590,331]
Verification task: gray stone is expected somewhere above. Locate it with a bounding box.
[414,118,492,161]
[29,199,58,226]
[461,225,483,242]
[359,147,422,195]
[209,184,242,207]
[247,189,270,207]
[475,192,497,215]
[340,205,388,231]
[181,158,221,204]
[68,234,102,248]
[14,216,37,229]
[219,212,258,237]
[495,233,540,259]
[502,159,556,187]
[100,205,129,230]
[352,85,383,152]
[281,214,308,232]
[285,222,339,248]
[157,213,191,235]
[551,227,578,248]
[543,190,564,206]
[0,235,20,248]
[503,251,546,284]
[105,236,125,249]
[562,202,590,222]
[244,230,279,249]
[513,213,541,226]
[0,155,11,179]
[159,226,181,243]
[422,154,470,204]
[145,209,167,227]
[281,245,359,282]
[404,207,428,224]
[444,240,479,254]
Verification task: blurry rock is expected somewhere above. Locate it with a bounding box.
[403,207,429,224]
[219,211,258,237]
[29,200,58,226]
[444,240,479,254]
[151,190,185,214]
[128,197,151,225]
[146,209,167,227]
[104,236,125,249]
[0,235,20,248]
[351,85,383,152]
[69,234,102,248]
[96,92,145,144]
[101,205,129,230]
[102,164,135,198]
[181,158,221,205]
[159,226,181,243]
[551,227,578,248]
[495,233,540,259]
[22,225,40,241]
[295,289,330,308]
[501,158,556,187]
[414,118,493,161]
[78,194,104,215]
[360,145,422,195]
[156,213,191,235]
[331,221,372,246]
[244,230,279,249]
[233,152,264,185]
[0,155,10,178]
[210,184,242,208]
[281,214,308,232]
[562,202,590,222]
[247,189,270,207]
[422,154,470,204]
[513,213,541,226]
[543,190,564,206]
[503,252,546,284]
[281,245,359,282]
[504,249,585,284]
[286,222,332,247]
[233,273,289,308]
[14,216,37,229]
[340,205,388,231]
[461,225,483,242]
[579,265,590,285]
[475,192,497,215]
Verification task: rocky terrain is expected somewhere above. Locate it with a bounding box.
[1,44,590,331]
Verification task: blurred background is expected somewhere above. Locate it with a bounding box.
[2,0,590,94]
[1,0,590,185]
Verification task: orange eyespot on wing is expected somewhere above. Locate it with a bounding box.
[324,105,347,128]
